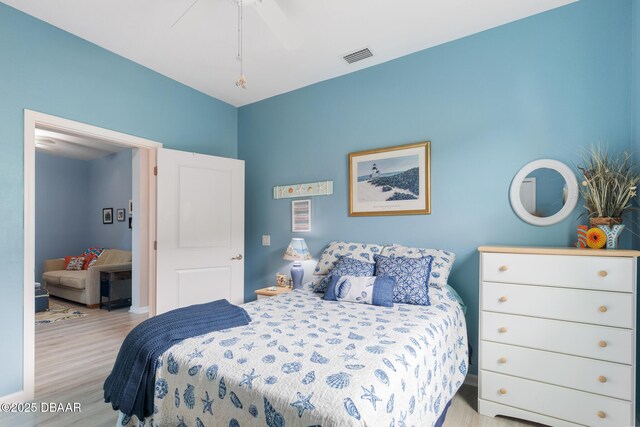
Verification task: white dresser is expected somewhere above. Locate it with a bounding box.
[478,246,639,427]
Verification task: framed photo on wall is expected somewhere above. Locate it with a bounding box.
[116,208,126,222]
[349,141,431,216]
[103,208,113,224]
[292,199,311,232]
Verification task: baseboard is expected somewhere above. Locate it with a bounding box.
[0,390,27,404]
[464,373,478,387]
[129,305,149,314]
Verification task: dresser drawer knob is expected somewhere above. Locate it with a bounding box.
[597,411,606,419]
[599,305,608,313]
[598,340,607,348]
[598,375,607,383]
[498,357,507,364]
[499,265,508,272]
[498,296,508,303]
[498,388,507,395]
[498,327,508,333]
[598,270,608,277]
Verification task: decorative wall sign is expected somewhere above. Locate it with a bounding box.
[576,225,587,248]
[273,181,333,199]
[349,141,431,216]
[292,199,311,232]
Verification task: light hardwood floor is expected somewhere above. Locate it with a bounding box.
[0,297,147,427]
[1,297,545,427]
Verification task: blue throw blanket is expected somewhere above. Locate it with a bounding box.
[103,299,251,419]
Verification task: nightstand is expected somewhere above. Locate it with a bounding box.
[255,286,292,300]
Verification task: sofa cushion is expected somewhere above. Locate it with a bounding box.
[93,249,132,266]
[43,270,88,290]
[43,270,61,286]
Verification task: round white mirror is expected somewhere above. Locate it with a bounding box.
[509,159,579,226]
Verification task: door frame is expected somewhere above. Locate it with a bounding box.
[21,109,162,403]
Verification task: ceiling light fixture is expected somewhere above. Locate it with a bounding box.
[235,0,247,89]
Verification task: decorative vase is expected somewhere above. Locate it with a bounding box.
[290,261,304,289]
[589,217,622,228]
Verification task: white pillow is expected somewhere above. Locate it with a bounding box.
[380,244,455,288]
[313,241,384,276]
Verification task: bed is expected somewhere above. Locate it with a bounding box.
[119,283,468,427]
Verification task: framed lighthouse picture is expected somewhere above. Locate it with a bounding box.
[348,141,431,216]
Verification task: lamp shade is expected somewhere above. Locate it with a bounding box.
[283,238,312,261]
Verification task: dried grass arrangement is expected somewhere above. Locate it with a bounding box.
[577,145,639,221]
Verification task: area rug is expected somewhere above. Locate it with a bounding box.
[35,303,86,325]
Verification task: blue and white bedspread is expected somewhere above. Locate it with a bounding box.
[119,285,468,427]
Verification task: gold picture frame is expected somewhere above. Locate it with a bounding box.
[348,141,431,216]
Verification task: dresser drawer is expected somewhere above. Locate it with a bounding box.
[480,371,633,427]
[482,253,634,292]
[482,282,634,328]
[482,312,633,364]
[481,341,633,400]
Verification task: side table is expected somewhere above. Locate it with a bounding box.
[100,270,132,311]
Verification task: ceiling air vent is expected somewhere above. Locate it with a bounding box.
[343,48,373,64]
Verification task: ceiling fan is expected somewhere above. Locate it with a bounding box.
[172,0,303,51]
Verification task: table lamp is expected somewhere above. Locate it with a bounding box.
[283,238,311,289]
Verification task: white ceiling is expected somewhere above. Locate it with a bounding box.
[35,128,127,160]
[3,0,575,107]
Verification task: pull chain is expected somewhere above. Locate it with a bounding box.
[235,0,247,89]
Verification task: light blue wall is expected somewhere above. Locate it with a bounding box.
[0,3,236,396]
[35,153,91,282]
[239,0,635,376]
[87,150,133,251]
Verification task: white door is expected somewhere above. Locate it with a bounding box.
[156,148,244,314]
[519,177,536,214]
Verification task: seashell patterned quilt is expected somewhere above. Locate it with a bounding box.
[118,284,468,427]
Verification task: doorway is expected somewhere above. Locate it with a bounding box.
[23,110,161,402]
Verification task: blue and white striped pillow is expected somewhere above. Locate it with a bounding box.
[313,256,375,293]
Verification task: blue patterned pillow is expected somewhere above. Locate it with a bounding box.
[381,244,455,289]
[324,275,395,307]
[313,256,375,293]
[313,241,384,276]
[374,254,434,305]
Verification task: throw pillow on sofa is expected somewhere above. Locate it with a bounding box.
[82,254,98,270]
[83,247,105,257]
[66,256,86,271]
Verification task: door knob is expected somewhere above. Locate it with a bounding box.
[231,254,243,260]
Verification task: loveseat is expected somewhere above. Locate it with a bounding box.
[42,249,132,307]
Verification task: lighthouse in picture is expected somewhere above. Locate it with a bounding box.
[371,163,380,179]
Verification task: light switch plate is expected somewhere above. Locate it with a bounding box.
[262,235,271,246]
